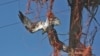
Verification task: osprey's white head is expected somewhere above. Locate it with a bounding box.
[48,17,60,25]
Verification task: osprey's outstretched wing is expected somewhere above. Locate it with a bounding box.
[18,11,44,33]
[18,11,36,33]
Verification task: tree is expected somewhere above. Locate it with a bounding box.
[19,0,100,56]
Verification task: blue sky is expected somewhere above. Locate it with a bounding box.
[0,0,100,56]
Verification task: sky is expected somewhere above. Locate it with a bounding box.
[0,0,100,56]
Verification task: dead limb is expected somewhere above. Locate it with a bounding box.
[46,25,69,56]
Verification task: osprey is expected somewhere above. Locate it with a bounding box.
[18,11,60,33]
